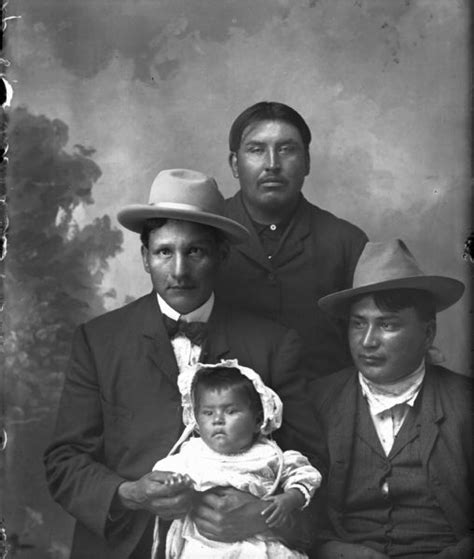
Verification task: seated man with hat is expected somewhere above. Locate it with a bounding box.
[44,169,325,559]
[312,239,471,559]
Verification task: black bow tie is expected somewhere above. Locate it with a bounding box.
[163,315,208,346]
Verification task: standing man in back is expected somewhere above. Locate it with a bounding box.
[216,101,368,384]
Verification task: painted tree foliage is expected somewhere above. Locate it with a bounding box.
[4,107,123,424]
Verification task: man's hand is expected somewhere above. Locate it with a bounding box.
[192,486,269,542]
[117,471,194,520]
[317,541,389,559]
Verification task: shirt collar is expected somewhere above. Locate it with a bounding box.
[156,292,215,323]
[359,360,425,416]
[246,194,302,233]
[252,219,289,235]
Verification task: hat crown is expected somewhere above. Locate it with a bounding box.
[117,168,249,243]
[354,239,424,288]
[318,238,464,316]
[148,169,224,214]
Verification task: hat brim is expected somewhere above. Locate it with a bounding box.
[318,276,465,318]
[117,203,249,244]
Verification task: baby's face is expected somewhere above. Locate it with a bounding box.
[195,386,261,455]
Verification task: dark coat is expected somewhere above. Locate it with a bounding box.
[216,192,368,382]
[44,293,325,559]
[310,364,472,557]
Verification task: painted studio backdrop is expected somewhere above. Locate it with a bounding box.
[2,0,471,557]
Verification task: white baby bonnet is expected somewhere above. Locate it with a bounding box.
[168,358,283,455]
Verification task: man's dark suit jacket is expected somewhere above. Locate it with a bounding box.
[310,364,472,558]
[44,293,325,559]
[216,192,368,383]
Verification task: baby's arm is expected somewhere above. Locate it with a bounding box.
[261,447,323,529]
[261,488,305,528]
[279,449,322,505]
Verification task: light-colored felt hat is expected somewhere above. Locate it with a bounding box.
[318,239,465,317]
[117,168,249,244]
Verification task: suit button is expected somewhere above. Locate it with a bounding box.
[268,273,276,281]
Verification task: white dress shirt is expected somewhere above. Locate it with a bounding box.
[359,360,425,456]
[157,293,214,374]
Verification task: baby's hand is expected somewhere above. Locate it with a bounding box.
[163,473,194,491]
[261,489,305,528]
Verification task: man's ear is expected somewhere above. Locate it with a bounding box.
[229,152,239,179]
[425,319,437,349]
[218,240,230,262]
[141,245,150,274]
[304,151,311,177]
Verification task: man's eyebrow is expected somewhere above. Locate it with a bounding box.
[242,139,265,146]
[188,236,215,245]
[276,138,300,144]
[154,236,214,245]
[349,312,365,319]
[242,138,301,146]
[375,311,401,319]
[349,311,400,319]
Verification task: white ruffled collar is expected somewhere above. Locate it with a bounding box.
[359,360,425,415]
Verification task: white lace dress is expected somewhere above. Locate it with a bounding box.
[152,436,321,559]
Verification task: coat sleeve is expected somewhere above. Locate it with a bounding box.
[265,327,329,551]
[43,325,132,542]
[270,327,328,476]
[431,537,473,558]
[344,228,368,285]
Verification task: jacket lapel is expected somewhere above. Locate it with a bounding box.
[272,198,312,268]
[327,371,359,510]
[141,292,179,384]
[201,301,231,363]
[418,365,444,465]
[225,192,272,271]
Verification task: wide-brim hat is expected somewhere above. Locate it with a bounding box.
[117,168,249,244]
[319,239,465,317]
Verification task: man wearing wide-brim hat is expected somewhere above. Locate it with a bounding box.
[311,239,472,559]
[44,169,325,559]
